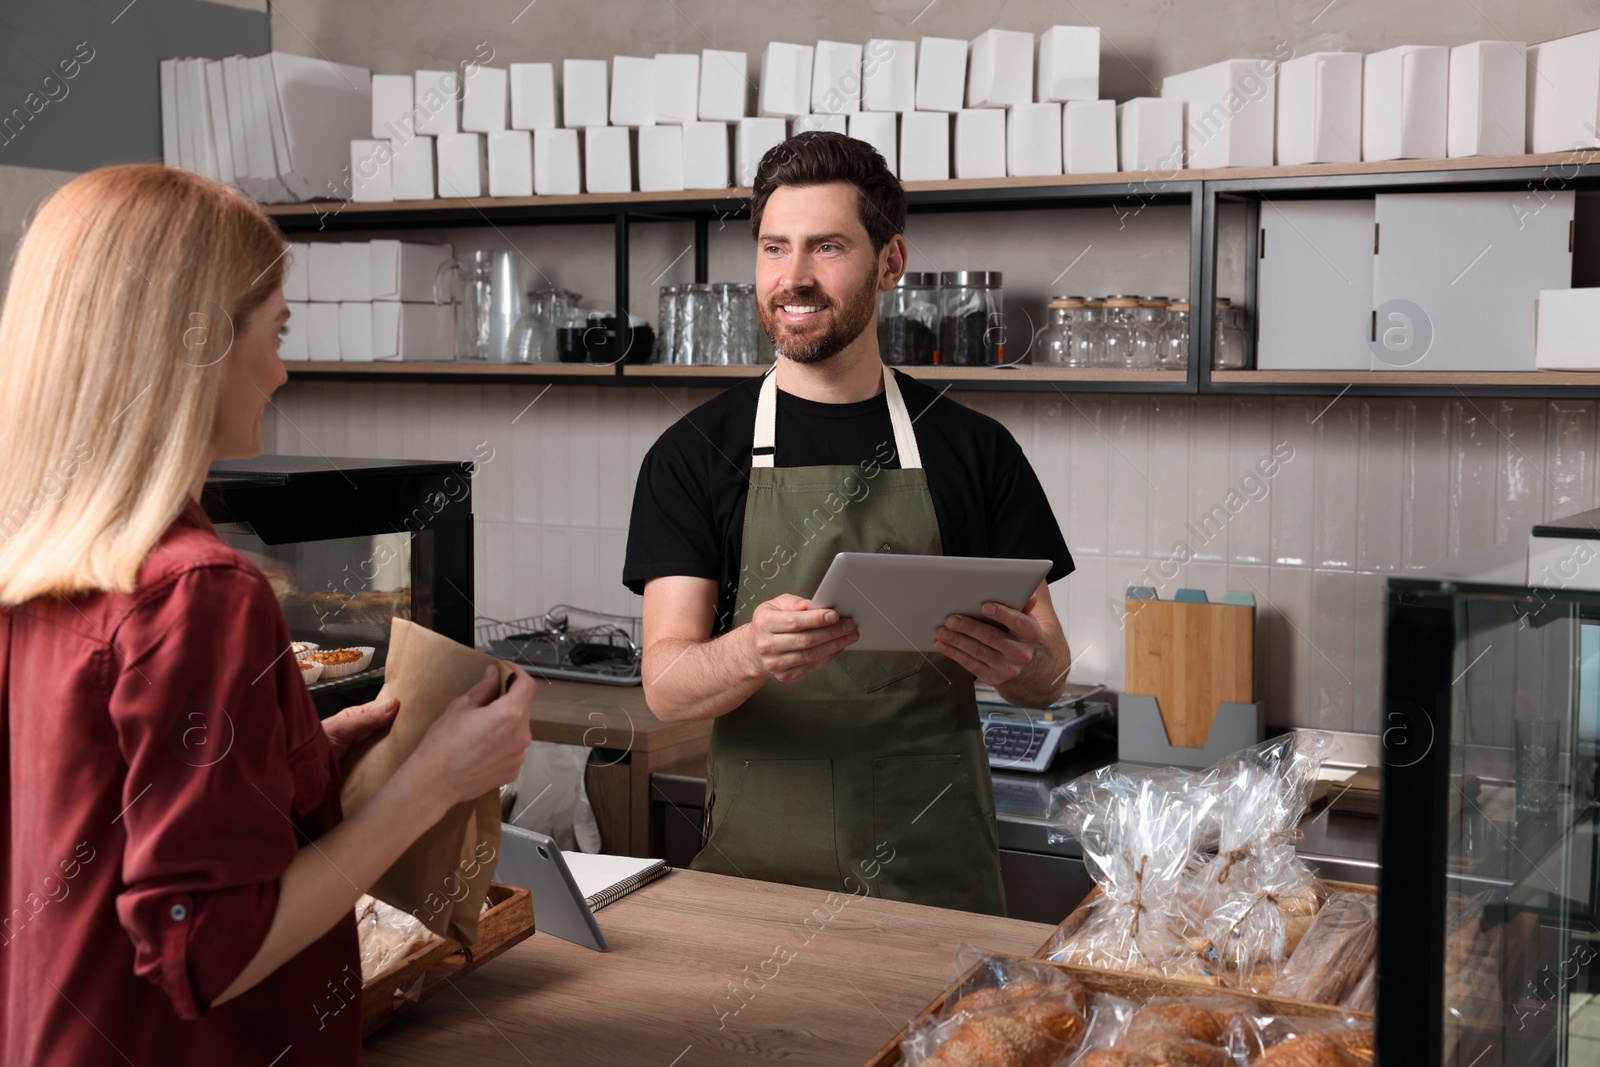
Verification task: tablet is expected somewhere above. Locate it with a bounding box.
[809,553,1052,653]
[492,824,608,951]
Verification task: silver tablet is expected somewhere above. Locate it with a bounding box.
[492,824,608,952]
[809,552,1052,653]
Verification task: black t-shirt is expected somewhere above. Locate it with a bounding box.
[623,370,1074,634]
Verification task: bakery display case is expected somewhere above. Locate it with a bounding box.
[1382,575,1600,1066]
[202,456,475,716]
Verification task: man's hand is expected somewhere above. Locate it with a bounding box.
[322,695,400,762]
[745,593,859,684]
[935,597,1045,688]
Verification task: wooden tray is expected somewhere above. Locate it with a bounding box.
[360,883,536,1037]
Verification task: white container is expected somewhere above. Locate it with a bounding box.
[461,65,507,133]
[849,111,898,172]
[414,69,461,136]
[1275,52,1362,165]
[338,302,373,362]
[638,124,685,191]
[307,242,343,302]
[700,49,748,121]
[792,114,846,135]
[967,28,1033,108]
[563,59,609,128]
[954,108,1006,179]
[1117,97,1185,171]
[436,132,486,197]
[1527,30,1600,153]
[1007,102,1062,176]
[374,302,454,361]
[370,240,453,303]
[371,73,414,138]
[1362,45,1449,161]
[682,121,731,188]
[280,302,309,361]
[282,242,309,301]
[340,241,372,302]
[391,134,434,199]
[1528,529,1600,591]
[1256,200,1375,370]
[1063,99,1117,173]
[900,111,950,180]
[349,140,394,202]
[862,39,915,112]
[1449,41,1527,158]
[1534,288,1600,369]
[585,126,633,193]
[655,53,700,124]
[917,37,968,112]
[306,301,341,360]
[1037,26,1099,102]
[1161,58,1277,169]
[759,42,813,118]
[611,55,656,127]
[509,62,557,130]
[812,40,863,115]
[487,129,533,196]
[736,117,787,186]
[534,128,582,194]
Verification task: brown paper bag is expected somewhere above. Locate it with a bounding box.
[339,617,511,945]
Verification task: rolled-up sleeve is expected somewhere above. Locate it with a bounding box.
[107,562,310,1019]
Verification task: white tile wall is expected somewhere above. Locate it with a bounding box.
[268,385,1600,733]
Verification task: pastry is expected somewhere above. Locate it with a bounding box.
[1123,1037,1227,1067]
[1124,1003,1225,1046]
[1078,1053,1158,1067]
[306,647,364,666]
[1251,1032,1358,1067]
[951,978,1089,1022]
[922,981,1089,1067]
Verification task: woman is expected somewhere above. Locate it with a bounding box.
[0,164,535,1064]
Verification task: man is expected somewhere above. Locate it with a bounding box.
[623,132,1073,916]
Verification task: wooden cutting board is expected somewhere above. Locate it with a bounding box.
[1124,598,1254,749]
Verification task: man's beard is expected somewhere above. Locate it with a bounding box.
[759,266,879,365]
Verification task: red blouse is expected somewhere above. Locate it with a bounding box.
[0,501,362,1065]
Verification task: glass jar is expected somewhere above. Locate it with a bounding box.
[1100,296,1142,369]
[1131,299,1167,370]
[654,284,682,364]
[707,282,758,365]
[1160,300,1190,369]
[1070,301,1106,368]
[1037,297,1088,367]
[676,283,714,364]
[878,272,939,366]
[937,271,1004,366]
[510,287,582,363]
[1213,297,1248,370]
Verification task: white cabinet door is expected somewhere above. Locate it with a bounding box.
[1257,199,1375,370]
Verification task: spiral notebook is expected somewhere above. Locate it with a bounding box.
[563,852,670,911]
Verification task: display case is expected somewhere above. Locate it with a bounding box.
[202,456,475,716]
[1381,574,1600,1066]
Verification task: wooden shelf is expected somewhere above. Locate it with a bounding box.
[286,360,616,379]
[620,364,764,378]
[899,366,1188,383]
[1211,369,1600,386]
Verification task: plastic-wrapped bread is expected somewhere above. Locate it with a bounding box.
[1269,892,1377,1004]
[901,955,1091,1067]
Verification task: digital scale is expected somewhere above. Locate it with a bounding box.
[977,683,1111,773]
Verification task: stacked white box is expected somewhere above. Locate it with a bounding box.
[535,128,581,194]
[282,242,310,301]
[1063,100,1117,173]
[1037,26,1099,102]
[1362,45,1449,161]
[510,63,557,130]
[339,302,374,362]
[1117,97,1185,171]
[736,117,787,186]
[813,40,863,114]
[862,39,915,112]
[759,42,813,118]
[655,53,700,123]
[391,135,434,199]
[370,241,453,303]
[955,108,1006,179]
[374,302,454,361]
[1275,52,1362,165]
[611,56,656,127]
[307,243,343,302]
[563,59,609,128]
[917,37,967,112]
[1527,30,1600,153]
[436,133,486,197]
[967,29,1033,108]
[700,49,748,121]
[306,302,341,360]
[371,74,414,138]
[1449,41,1527,158]
[638,124,685,191]
[682,121,730,188]
[340,242,372,301]
[585,126,633,193]
[280,302,310,361]
[1535,288,1600,369]
[349,140,394,202]
[488,129,533,196]
[793,114,846,135]
[849,112,898,172]
[1161,59,1277,169]
[1256,200,1375,370]
[462,65,508,133]
[900,111,950,179]
[1007,103,1062,176]
[414,69,461,135]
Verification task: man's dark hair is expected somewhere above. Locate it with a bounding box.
[749,131,907,255]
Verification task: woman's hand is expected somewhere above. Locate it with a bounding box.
[322,696,400,762]
[405,664,536,813]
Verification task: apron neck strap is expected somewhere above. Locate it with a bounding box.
[752,364,923,469]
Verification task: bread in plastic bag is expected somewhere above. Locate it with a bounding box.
[900,950,1092,1067]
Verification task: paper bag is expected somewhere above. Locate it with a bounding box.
[340,617,512,945]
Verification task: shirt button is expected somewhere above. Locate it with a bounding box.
[880,542,893,553]
[170,903,188,922]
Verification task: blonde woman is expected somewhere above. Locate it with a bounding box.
[0,165,534,1064]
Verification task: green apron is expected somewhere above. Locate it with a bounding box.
[689,365,1007,916]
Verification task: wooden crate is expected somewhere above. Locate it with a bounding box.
[360,883,536,1037]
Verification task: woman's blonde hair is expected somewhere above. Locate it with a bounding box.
[0,164,285,606]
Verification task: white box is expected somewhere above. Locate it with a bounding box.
[793,114,846,135]
[1372,190,1574,370]
[563,59,609,128]
[436,133,486,197]
[917,37,967,112]
[682,121,730,188]
[340,241,373,302]
[1527,30,1600,153]
[1362,45,1449,161]
[349,140,393,202]
[1256,200,1375,370]
[813,40,863,114]
[638,124,685,191]
[371,74,414,138]
[1275,52,1362,165]
[1529,529,1600,590]
[586,126,633,193]
[414,69,461,136]
[462,65,508,133]
[307,243,343,302]
[760,42,813,118]
[280,302,309,361]
[1535,287,1600,369]
[535,128,581,194]
[374,302,454,361]
[282,242,309,301]
[1117,97,1185,171]
[509,63,557,130]
[655,53,700,123]
[1449,41,1527,158]
[849,111,898,172]
[306,301,341,360]
[736,117,787,186]
[1038,26,1099,102]
[700,49,748,121]
[611,55,656,127]
[370,240,453,303]
[488,129,533,196]
[338,301,373,362]
[955,108,1006,179]
[900,111,950,180]
[1063,100,1117,173]
[862,39,915,112]
[1162,58,1277,169]
[1007,102,1062,176]
[967,29,1033,108]
[391,134,434,199]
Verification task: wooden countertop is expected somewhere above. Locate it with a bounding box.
[363,869,1054,1066]
[525,678,709,753]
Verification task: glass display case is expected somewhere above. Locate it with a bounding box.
[202,456,475,716]
[1381,574,1600,1066]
